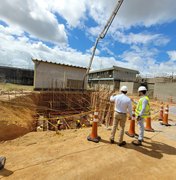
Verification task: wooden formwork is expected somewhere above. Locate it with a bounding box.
[36,91,92,113]
[1,88,114,131]
[33,89,115,131]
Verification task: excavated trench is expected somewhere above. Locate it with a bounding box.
[33,91,92,131]
[0,91,92,141]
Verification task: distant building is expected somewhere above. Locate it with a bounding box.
[32,59,87,90]
[0,66,34,85]
[88,66,139,90]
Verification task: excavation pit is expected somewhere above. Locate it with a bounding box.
[33,91,93,131]
[0,89,115,141]
[0,90,94,140]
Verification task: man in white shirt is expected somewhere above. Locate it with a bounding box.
[110,86,132,146]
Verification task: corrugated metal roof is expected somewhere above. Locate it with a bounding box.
[32,59,87,69]
[88,78,114,81]
[89,66,139,74]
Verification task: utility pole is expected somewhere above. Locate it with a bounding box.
[82,0,124,89]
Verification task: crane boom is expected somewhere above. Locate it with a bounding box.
[82,0,124,89]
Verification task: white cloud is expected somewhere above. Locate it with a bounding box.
[0,25,23,36]
[120,46,176,76]
[167,51,176,61]
[0,0,67,44]
[113,32,170,46]
[86,0,176,30]
[118,0,176,28]
[88,26,102,37]
[48,0,87,28]
[1,0,175,44]
[0,29,176,76]
[0,0,176,77]
[86,46,100,56]
[1,0,175,45]
[0,28,130,71]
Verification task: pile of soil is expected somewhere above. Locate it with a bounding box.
[0,95,37,141]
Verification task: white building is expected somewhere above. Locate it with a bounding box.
[32,59,87,90]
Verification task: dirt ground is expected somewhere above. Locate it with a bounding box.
[0,97,36,141]
[0,114,176,180]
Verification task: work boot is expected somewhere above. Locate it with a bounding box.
[117,141,126,146]
[132,140,142,146]
[110,138,114,144]
[135,136,144,142]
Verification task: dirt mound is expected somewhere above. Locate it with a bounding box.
[0,97,36,141]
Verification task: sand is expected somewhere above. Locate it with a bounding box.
[0,116,176,180]
[0,97,36,141]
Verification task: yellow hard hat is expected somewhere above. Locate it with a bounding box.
[76,120,80,123]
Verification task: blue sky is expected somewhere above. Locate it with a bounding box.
[0,0,176,76]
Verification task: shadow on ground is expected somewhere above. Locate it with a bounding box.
[125,140,176,159]
[100,138,176,160]
[0,168,13,178]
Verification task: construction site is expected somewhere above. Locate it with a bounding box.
[0,80,176,179]
[1,0,176,180]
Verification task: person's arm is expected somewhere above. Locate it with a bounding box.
[110,92,117,102]
[128,100,133,119]
[110,94,116,102]
[139,99,148,117]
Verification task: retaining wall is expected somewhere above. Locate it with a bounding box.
[154,82,176,103]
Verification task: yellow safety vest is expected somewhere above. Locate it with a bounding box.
[135,96,150,118]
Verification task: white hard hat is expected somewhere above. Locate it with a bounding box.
[138,86,147,92]
[120,86,128,92]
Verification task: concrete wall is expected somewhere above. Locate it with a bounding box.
[154,82,176,102]
[113,70,137,82]
[88,80,114,90]
[146,77,173,84]
[147,83,154,98]
[119,82,140,95]
[114,81,120,90]
[34,62,87,89]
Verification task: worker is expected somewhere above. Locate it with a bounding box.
[76,120,81,129]
[132,86,150,146]
[82,124,86,128]
[0,156,6,170]
[57,119,63,131]
[109,86,132,146]
[37,124,43,132]
[88,114,93,126]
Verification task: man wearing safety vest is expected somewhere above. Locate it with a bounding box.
[132,86,150,146]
